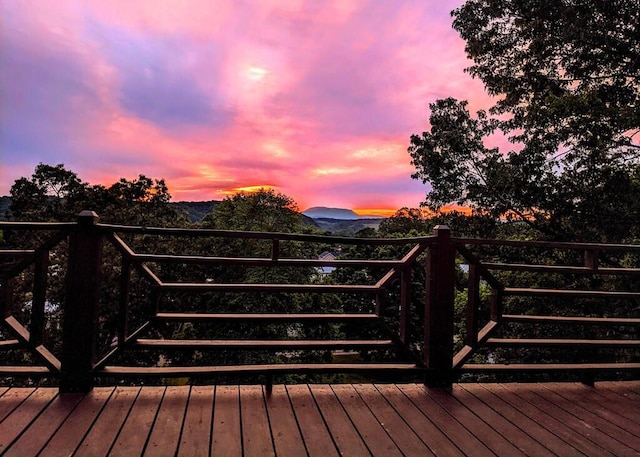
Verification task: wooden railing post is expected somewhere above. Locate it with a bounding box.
[60,211,102,393]
[424,225,456,387]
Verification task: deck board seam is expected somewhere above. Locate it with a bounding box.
[458,384,563,457]
[397,384,492,457]
[472,383,576,457]
[329,384,379,456]
[283,385,313,457]
[500,383,619,457]
[530,384,640,454]
[422,386,524,457]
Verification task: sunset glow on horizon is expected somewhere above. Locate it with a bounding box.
[0,0,491,215]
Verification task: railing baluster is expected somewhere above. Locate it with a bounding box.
[399,266,411,345]
[118,258,132,345]
[0,277,14,318]
[585,249,599,271]
[465,263,480,347]
[490,288,503,322]
[30,249,49,346]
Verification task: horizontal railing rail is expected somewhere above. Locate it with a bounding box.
[451,236,640,383]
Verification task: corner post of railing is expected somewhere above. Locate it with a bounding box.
[424,225,456,388]
[60,210,103,393]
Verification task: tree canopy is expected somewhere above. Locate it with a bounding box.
[9,163,179,225]
[409,0,640,242]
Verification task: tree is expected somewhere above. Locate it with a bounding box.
[9,164,182,226]
[4,164,186,372]
[378,208,431,237]
[409,1,640,242]
[9,163,89,221]
[201,188,302,233]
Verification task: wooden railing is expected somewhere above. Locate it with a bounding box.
[452,236,640,385]
[1,211,639,391]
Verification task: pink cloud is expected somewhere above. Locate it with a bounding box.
[1,0,489,214]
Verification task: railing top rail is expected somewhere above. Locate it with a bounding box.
[126,253,408,267]
[0,221,76,230]
[98,222,437,246]
[453,237,640,252]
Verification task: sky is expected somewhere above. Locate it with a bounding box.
[0,0,491,216]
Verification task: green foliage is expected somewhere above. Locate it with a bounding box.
[9,163,184,226]
[202,188,301,232]
[409,1,640,243]
[378,208,431,236]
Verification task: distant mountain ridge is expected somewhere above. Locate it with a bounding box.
[302,207,361,220]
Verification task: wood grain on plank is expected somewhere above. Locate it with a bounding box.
[75,386,140,456]
[211,385,242,457]
[241,385,275,457]
[353,384,434,457]
[0,387,34,422]
[0,388,57,454]
[40,387,114,457]
[287,384,338,457]
[396,384,496,457]
[144,385,189,457]
[332,384,402,457]
[3,392,83,457]
[501,383,619,457]
[177,386,214,457]
[310,384,370,457]
[470,383,585,457]
[110,386,165,457]
[376,384,465,457]
[264,384,307,457]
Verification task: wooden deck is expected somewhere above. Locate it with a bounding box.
[0,381,639,456]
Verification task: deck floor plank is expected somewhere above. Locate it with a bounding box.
[309,384,370,457]
[39,387,115,457]
[492,383,613,457]
[353,384,435,457]
[0,387,57,454]
[397,384,496,457]
[425,386,528,457]
[211,385,242,457]
[287,384,339,457]
[240,385,275,457]
[0,382,638,456]
[264,385,308,457]
[75,385,139,457]
[451,384,556,457]
[3,392,83,457]
[524,383,640,454]
[470,383,585,457]
[599,381,640,406]
[332,384,402,457]
[178,385,214,457]
[375,384,465,457]
[144,385,189,457]
[504,383,625,457]
[110,386,165,457]
[0,387,34,422]
[544,382,640,430]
